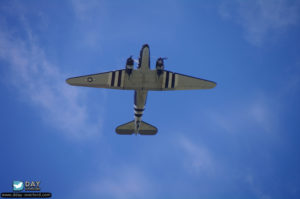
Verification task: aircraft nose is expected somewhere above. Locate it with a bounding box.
[142,44,149,48]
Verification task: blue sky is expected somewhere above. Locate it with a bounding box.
[1,0,300,198]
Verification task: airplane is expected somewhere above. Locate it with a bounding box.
[66,44,216,135]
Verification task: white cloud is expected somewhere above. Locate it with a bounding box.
[71,0,105,22]
[179,136,215,175]
[87,166,152,199]
[208,95,279,134]
[219,0,299,46]
[244,174,271,199]
[249,99,274,132]
[0,16,103,139]
[70,0,107,48]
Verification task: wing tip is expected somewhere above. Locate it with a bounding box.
[66,78,73,85]
[210,81,217,88]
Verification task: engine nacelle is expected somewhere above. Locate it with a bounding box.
[126,56,134,75]
[156,57,165,75]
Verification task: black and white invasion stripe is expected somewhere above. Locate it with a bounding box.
[134,105,145,120]
[163,71,177,89]
[108,70,125,88]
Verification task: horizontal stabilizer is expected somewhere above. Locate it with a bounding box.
[115,120,158,135]
[139,121,158,135]
[115,120,135,135]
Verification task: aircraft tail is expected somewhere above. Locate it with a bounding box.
[139,121,158,135]
[115,120,158,135]
[115,120,135,135]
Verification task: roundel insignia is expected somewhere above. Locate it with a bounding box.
[87,77,93,82]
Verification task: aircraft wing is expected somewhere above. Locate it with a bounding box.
[66,69,216,90]
[161,70,216,90]
[66,70,126,89]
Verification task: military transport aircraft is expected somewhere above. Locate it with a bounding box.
[66,44,216,135]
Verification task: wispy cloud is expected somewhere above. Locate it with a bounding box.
[71,0,105,22]
[179,135,215,175]
[0,11,103,139]
[208,95,280,134]
[219,0,300,46]
[244,174,271,199]
[86,166,153,199]
[70,0,107,48]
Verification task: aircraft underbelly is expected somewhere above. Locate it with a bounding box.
[123,70,163,90]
